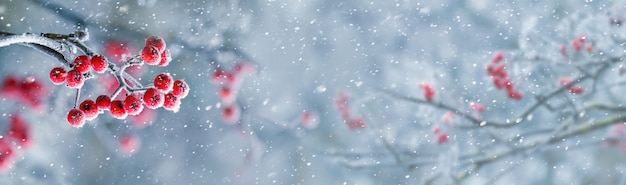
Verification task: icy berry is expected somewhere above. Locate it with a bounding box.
[158,49,172,67]
[90,55,107,73]
[79,99,98,120]
[123,94,144,116]
[163,92,180,112]
[109,100,128,119]
[172,79,189,98]
[73,55,91,74]
[49,67,67,85]
[141,46,161,65]
[66,69,84,89]
[153,73,173,92]
[145,35,166,52]
[96,95,112,110]
[143,88,164,109]
[67,109,85,127]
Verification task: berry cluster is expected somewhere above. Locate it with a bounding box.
[45,35,190,127]
[0,76,47,111]
[560,35,593,58]
[334,91,366,131]
[211,61,256,125]
[486,52,522,100]
[558,77,584,95]
[431,126,449,144]
[0,114,32,172]
[418,82,435,102]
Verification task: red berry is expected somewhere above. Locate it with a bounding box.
[436,132,449,144]
[145,35,166,52]
[172,79,189,98]
[67,109,85,127]
[507,91,523,100]
[109,100,128,119]
[8,115,30,148]
[96,95,112,110]
[123,94,144,116]
[66,69,84,89]
[143,88,164,109]
[153,73,173,92]
[79,99,98,120]
[49,67,67,85]
[219,86,236,104]
[119,134,141,155]
[73,55,91,74]
[163,92,180,112]
[221,104,240,125]
[491,52,504,63]
[158,49,172,67]
[142,46,161,65]
[91,55,107,73]
[0,139,15,172]
[419,83,435,102]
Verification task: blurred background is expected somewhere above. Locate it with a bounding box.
[0,0,626,184]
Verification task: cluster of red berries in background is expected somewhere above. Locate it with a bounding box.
[334,91,366,131]
[418,82,435,102]
[46,35,190,127]
[486,52,522,100]
[211,61,256,125]
[561,35,593,58]
[431,125,449,144]
[1,76,47,111]
[558,77,584,95]
[0,114,32,172]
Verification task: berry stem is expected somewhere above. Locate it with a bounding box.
[74,89,80,109]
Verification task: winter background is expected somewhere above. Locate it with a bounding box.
[0,0,626,184]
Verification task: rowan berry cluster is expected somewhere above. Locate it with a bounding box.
[561,36,593,58]
[45,35,190,127]
[211,61,255,125]
[0,76,47,111]
[0,114,31,172]
[334,91,366,131]
[418,82,435,102]
[486,52,522,100]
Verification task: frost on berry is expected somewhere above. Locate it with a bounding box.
[8,115,30,148]
[96,95,112,110]
[418,83,435,102]
[109,100,128,119]
[79,99,98,120]
[119,134,141,155]
[154,73,173,92]
[123,94,144,116]
[142,46,161,65]
[67,109,86,127]
[172,79,189,98]
[221,104,241,125]
[163,92,181,112]
[49,67,67,85]
[143,88,164,109]
[145,35,166,52]
[158,49,172,67]
[0,139,15,173]
[73,55,91,74]
[66,69,84,89]
[90,55,107,73]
